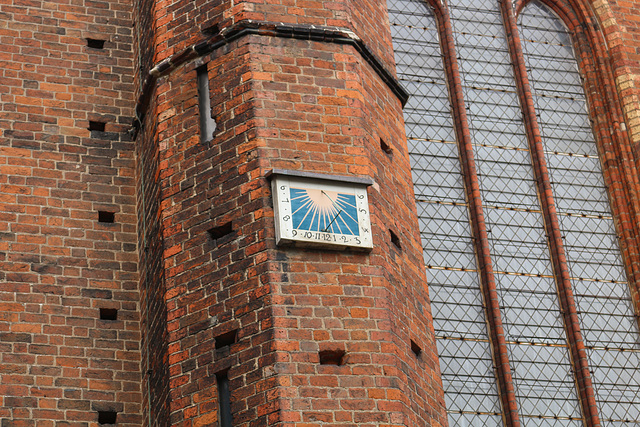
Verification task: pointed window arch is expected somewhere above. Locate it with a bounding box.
[519,2,640,424]
[389,0,640,425]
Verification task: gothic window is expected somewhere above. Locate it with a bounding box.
[388,0,640,425]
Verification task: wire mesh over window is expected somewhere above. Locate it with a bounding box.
[448,0,582,422]
[388,1,502,425]
[520,2,640,425]
[389,0,640,425]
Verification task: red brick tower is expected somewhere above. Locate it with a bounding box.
[132,0,447,425]
[7,0,640,425]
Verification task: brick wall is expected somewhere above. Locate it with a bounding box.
[137,94,170,426]
[150,40,272,426]
[249,35,446,426]
[131,0,457,424]
[0,0,141,424]
[592,0,640,168]
[6,0,640,425]
[137,18,447,424]
[149,0,401,73]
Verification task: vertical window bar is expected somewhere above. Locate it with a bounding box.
[197,65,216,142]
[216,371,232,427]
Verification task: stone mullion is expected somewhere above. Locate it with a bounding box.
[499,1,601,425]
[435,3,521,426]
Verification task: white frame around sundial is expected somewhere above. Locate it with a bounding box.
[268,169,374,250]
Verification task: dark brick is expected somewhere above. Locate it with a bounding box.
[0,333,32,343]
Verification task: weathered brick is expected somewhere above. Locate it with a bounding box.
[6,0,640,426]
[1,0,140,425]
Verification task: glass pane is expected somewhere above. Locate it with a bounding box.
[519,2,640,425]
[391,0,640,425]
[448,0,583,422]
[388,0,502,424]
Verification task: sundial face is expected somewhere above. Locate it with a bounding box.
[271,174,373,250]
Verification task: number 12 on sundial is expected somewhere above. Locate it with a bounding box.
[270,173,373,250]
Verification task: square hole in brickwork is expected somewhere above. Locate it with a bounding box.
[411,339,422,357]
[100,308,118,321]
[201,23,220,35]
[98,411,117,424]
[89,121,106,132]
[215,330,237,349]
[87,38,106,49]
[390,229,402,249]
[380,138,393,155]
[208,222,233,241]
[98,211,115,223]
[319,349,346,365]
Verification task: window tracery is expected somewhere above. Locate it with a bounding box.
[389,0,640,425]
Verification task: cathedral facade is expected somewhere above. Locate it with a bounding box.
[2,0,640,425]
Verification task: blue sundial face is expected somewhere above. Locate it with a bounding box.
[290,187,360,236]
